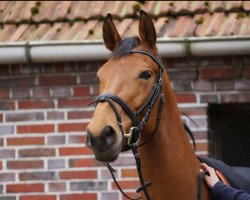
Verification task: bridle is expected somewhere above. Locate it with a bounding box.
[92,50,165,200]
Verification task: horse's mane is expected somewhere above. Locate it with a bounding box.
[112,36,140,58]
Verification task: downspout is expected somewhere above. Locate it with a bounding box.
[0,36,250,64]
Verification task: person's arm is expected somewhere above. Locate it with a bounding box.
[211,180,250,200]
[201,163,250,200]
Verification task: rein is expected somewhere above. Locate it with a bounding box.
[92,50,164,200]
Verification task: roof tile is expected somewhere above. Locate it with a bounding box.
[218,13,237,36]
[9,24,29,41]
[0,24,16,42]
[27,24,51,41]
[19,1,35,22]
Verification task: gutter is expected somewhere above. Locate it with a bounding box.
[0,36,250,64]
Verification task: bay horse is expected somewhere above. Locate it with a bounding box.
[86,10,210,200]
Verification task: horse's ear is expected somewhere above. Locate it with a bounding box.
[102,13,122,52]
[139,10,156,49]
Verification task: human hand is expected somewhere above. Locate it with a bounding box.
[201,163,220,189]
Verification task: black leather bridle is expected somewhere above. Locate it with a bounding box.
[92,50,165,200]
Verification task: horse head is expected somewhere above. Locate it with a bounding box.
[86,10,163,162]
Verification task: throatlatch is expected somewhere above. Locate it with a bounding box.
[92,50,165,200]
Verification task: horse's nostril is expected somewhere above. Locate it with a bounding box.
[86,127,117,150]
[101,126,117,146]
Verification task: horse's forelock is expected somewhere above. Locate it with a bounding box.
[112,37,140,58]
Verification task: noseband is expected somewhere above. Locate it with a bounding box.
[92,50,165,200]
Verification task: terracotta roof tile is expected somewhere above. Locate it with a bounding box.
[123,19,139,38]
[155,17,169,37]
[0,1,250,42]
[27,24,50,41]
[117,18,134,36]
[218,13,238,36]
[9,24,29,41]
[18,25,37,41]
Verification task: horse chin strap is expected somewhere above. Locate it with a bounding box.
[92,50,165,200]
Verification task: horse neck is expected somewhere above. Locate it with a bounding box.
[138,74,210,200]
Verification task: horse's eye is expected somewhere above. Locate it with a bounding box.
[139,71,152,80]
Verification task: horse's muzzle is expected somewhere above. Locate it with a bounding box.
[86,126,120,162]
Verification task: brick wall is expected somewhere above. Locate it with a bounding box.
[0,55,250,200]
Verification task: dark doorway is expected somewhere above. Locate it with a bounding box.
[208,103,250,167]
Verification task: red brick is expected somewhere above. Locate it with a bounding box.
[7,137,44,146]
[235,79,250,90]
[47,135,65,145]
[243,67,250,78]
[12,88,30,98]
[0,138,3,146]
[18,100,54,109]
[0,173,15,182]
[68,135,86,144]
[17,124,54,134]
[121,168,138,178]
[193,80,213,91]
[39,75,76,86]
[0,89,10,99]
[7,160,44,169]
[68,111,94,119]
[112,180,140,190]
[175,93,197,103]
[73,86,90,96]
[0,77,36,88]
[59,147,92,156]
[47,111,64,120]
[53,87,71,97]
[179,107,207,116]
[168,68,197,80]
[69,158,98,167]
[196,142,209,152]
[60,193,97,200]
[0,66,9,75]
[221,93,250,103]
[58,98,93,108]
[0,149,15,158]
[200,94,219,103]
[19,172,55,181]
[60,170,97,179]
[0,101,15,110]
[0,161,2,170]
[20,195,56,200]
[54,63,64,73]
[19,148,55,158]
[48,159,65,169]
[6,112,44,122]
[0,114,3,123]
[58,123,87,132]
[49,182,66,192]
[7,183,44,193]
[215,80,234,90]
[10,64,21,75]
[32,87,50,98]
[192,131,208,140]
[200,67,240,79]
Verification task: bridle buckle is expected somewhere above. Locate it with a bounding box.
[124,127,136,145]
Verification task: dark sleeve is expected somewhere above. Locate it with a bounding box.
[211,181,250,200]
